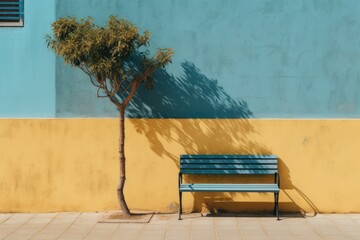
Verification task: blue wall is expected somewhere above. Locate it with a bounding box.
[2,0,360,118]
[0,0,56,117]
[55,0,360,118]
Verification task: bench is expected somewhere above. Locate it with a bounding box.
[178,154,280,220]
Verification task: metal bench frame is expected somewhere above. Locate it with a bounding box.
[178,154,280,220]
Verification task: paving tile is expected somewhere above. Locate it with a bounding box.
[320,235,351,240]
[192,231,216,237]
[139,234,165,240]
[288,225,314,231]
[143,223,167,230]
[331,219,357,225]
[307,218,332,225]
[166,225,191,231]
[281,217,307,224]
[262,225,288,231]
[57,223,96,240]
[165,229,191,239]
[110,225,143,240]
[349,214,360,220]
[289,229,319,236]
[237,218,261,226]
[217,236,242,240]
[5,222,52,240]
[192,217,214,226]
[110,230,139,240]
[118,223,144,230]
[216,224,239,231]
[33,213,58,218]
[295,236,322,240]
[192,235,216,240]
[0,214,12,224]
[8,214,34,219]
[312,225,343,236]
[165,229,190,235]
[168,220,191,227]
[344,232,360,240]
[242,233,268,238]
[31,224,73,240]
[0,213,360,240]
[268,236,295,240]
[73,212,101,224]
[217,232,242,239]
[83,223,119,240]
[215,218,238,226]
[165,236,192,240]
[140,229,165,235]
[52,212,81,224]
[242,234,268,240]
[31,213,80,240]
[138,230,165,240]
[54,212,102,240]
[265,229,292,236]
[0,216,31,239]
[337,224,360,234]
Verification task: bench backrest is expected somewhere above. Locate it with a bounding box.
[180,155,278,175]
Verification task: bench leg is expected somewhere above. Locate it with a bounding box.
[275,192,280,220]
[178,191,182,220]
[273,192,276,215]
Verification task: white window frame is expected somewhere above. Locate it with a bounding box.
[0,0,24,27]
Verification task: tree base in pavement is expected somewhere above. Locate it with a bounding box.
[98,210,154,223]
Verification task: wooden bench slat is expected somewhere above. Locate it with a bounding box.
[180,183,279,192]
[180,164,277,170]
[181,154,277,159]
[180,159,278,164]
[180,169,278,174]
[181,184,279,188]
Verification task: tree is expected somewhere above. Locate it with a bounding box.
[46,16,173,217]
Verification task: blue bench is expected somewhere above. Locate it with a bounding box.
[178,154,280,220]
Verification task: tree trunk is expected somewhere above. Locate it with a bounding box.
[117,107,131,216]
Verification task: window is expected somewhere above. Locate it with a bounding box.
[0,0,24,27]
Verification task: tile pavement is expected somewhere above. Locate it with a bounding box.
[0,212,359,239]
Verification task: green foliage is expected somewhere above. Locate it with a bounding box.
[46,16,173,106]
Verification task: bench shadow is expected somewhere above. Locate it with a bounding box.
[126,62,318,216]
[191,158,319,218]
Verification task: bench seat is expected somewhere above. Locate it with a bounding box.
[178,154,280,220]
[180,183,280,192]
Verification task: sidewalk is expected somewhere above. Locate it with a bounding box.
[0,212,359,240]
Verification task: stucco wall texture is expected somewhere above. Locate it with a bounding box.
[2,1,360,213]
[1,119,360,213]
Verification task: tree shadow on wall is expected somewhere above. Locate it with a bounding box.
[123,62,316,215]
[126,61,252,118]
[127,61,267,161]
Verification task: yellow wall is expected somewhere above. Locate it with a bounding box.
[1,118,360,213]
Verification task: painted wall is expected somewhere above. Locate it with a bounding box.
[0,0,56,117]
[56,0,360,118]
[1,0,360,214]
[2,0,360,118]
[1,118,360,213]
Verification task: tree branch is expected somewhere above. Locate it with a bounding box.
[79,65,100,88]
[96,87,108,98]
[122,80,139,108]
[134,65,157,83]
[108,95,121,109]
